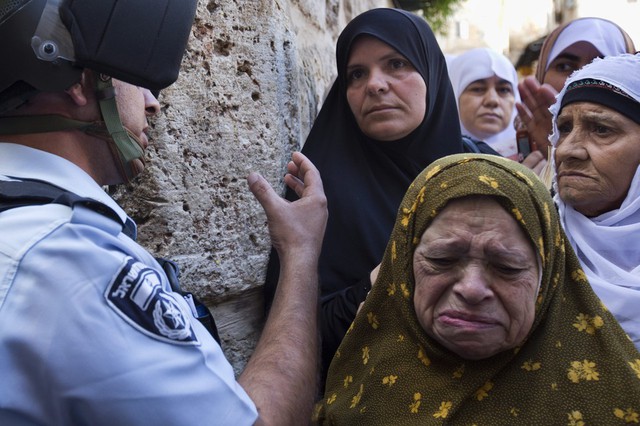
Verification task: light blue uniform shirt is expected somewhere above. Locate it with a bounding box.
[0,144,258,425]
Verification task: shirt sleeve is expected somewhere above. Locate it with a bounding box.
[0,212,258,426]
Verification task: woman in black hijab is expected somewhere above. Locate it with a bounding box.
[264,8,465,386]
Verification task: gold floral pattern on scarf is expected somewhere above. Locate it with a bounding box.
[314,154,640,425]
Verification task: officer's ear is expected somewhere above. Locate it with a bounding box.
[65,70,94,107]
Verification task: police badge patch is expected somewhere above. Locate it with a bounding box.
[106,257,200,345]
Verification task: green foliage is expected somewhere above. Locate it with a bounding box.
[395,0,465,35]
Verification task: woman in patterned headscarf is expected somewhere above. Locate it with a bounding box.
[315,154,640,425]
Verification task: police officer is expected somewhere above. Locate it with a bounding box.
[0,1,327,425]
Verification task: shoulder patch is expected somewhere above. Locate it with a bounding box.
[106,257,200,345]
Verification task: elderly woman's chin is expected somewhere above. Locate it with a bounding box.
[426,320,528,360]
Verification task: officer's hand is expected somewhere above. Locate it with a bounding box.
[247,152,327,261]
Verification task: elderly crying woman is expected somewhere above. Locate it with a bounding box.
[315,154,640,425]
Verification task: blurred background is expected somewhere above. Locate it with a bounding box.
[397,0,640,78]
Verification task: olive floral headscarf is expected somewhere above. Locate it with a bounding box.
[315,154,640,425]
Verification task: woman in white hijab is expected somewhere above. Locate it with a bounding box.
[449,48,520,159]
[550,53,640,350]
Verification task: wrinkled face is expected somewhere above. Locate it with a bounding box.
[543,42,601,92]
[458,75,515,140]
[413,196,539,359]
[554,102,640,217]
[345,36,427,141]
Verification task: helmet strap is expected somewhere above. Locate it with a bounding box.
[95,75,145,183]
[0,76,146,184]
[0,115,95,135]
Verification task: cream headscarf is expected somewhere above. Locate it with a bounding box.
[534,17,635,189]
[315,154,640,425]
[550,53,640,350]
[449,48,520,159]
[537,17,636,83]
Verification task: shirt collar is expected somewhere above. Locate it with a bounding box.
[0,143,131,227]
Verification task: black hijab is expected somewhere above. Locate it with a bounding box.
[264,8,463,383]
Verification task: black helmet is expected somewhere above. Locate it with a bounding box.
[0,0,198,113]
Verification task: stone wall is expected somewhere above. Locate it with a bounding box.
[114,0,390,374]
